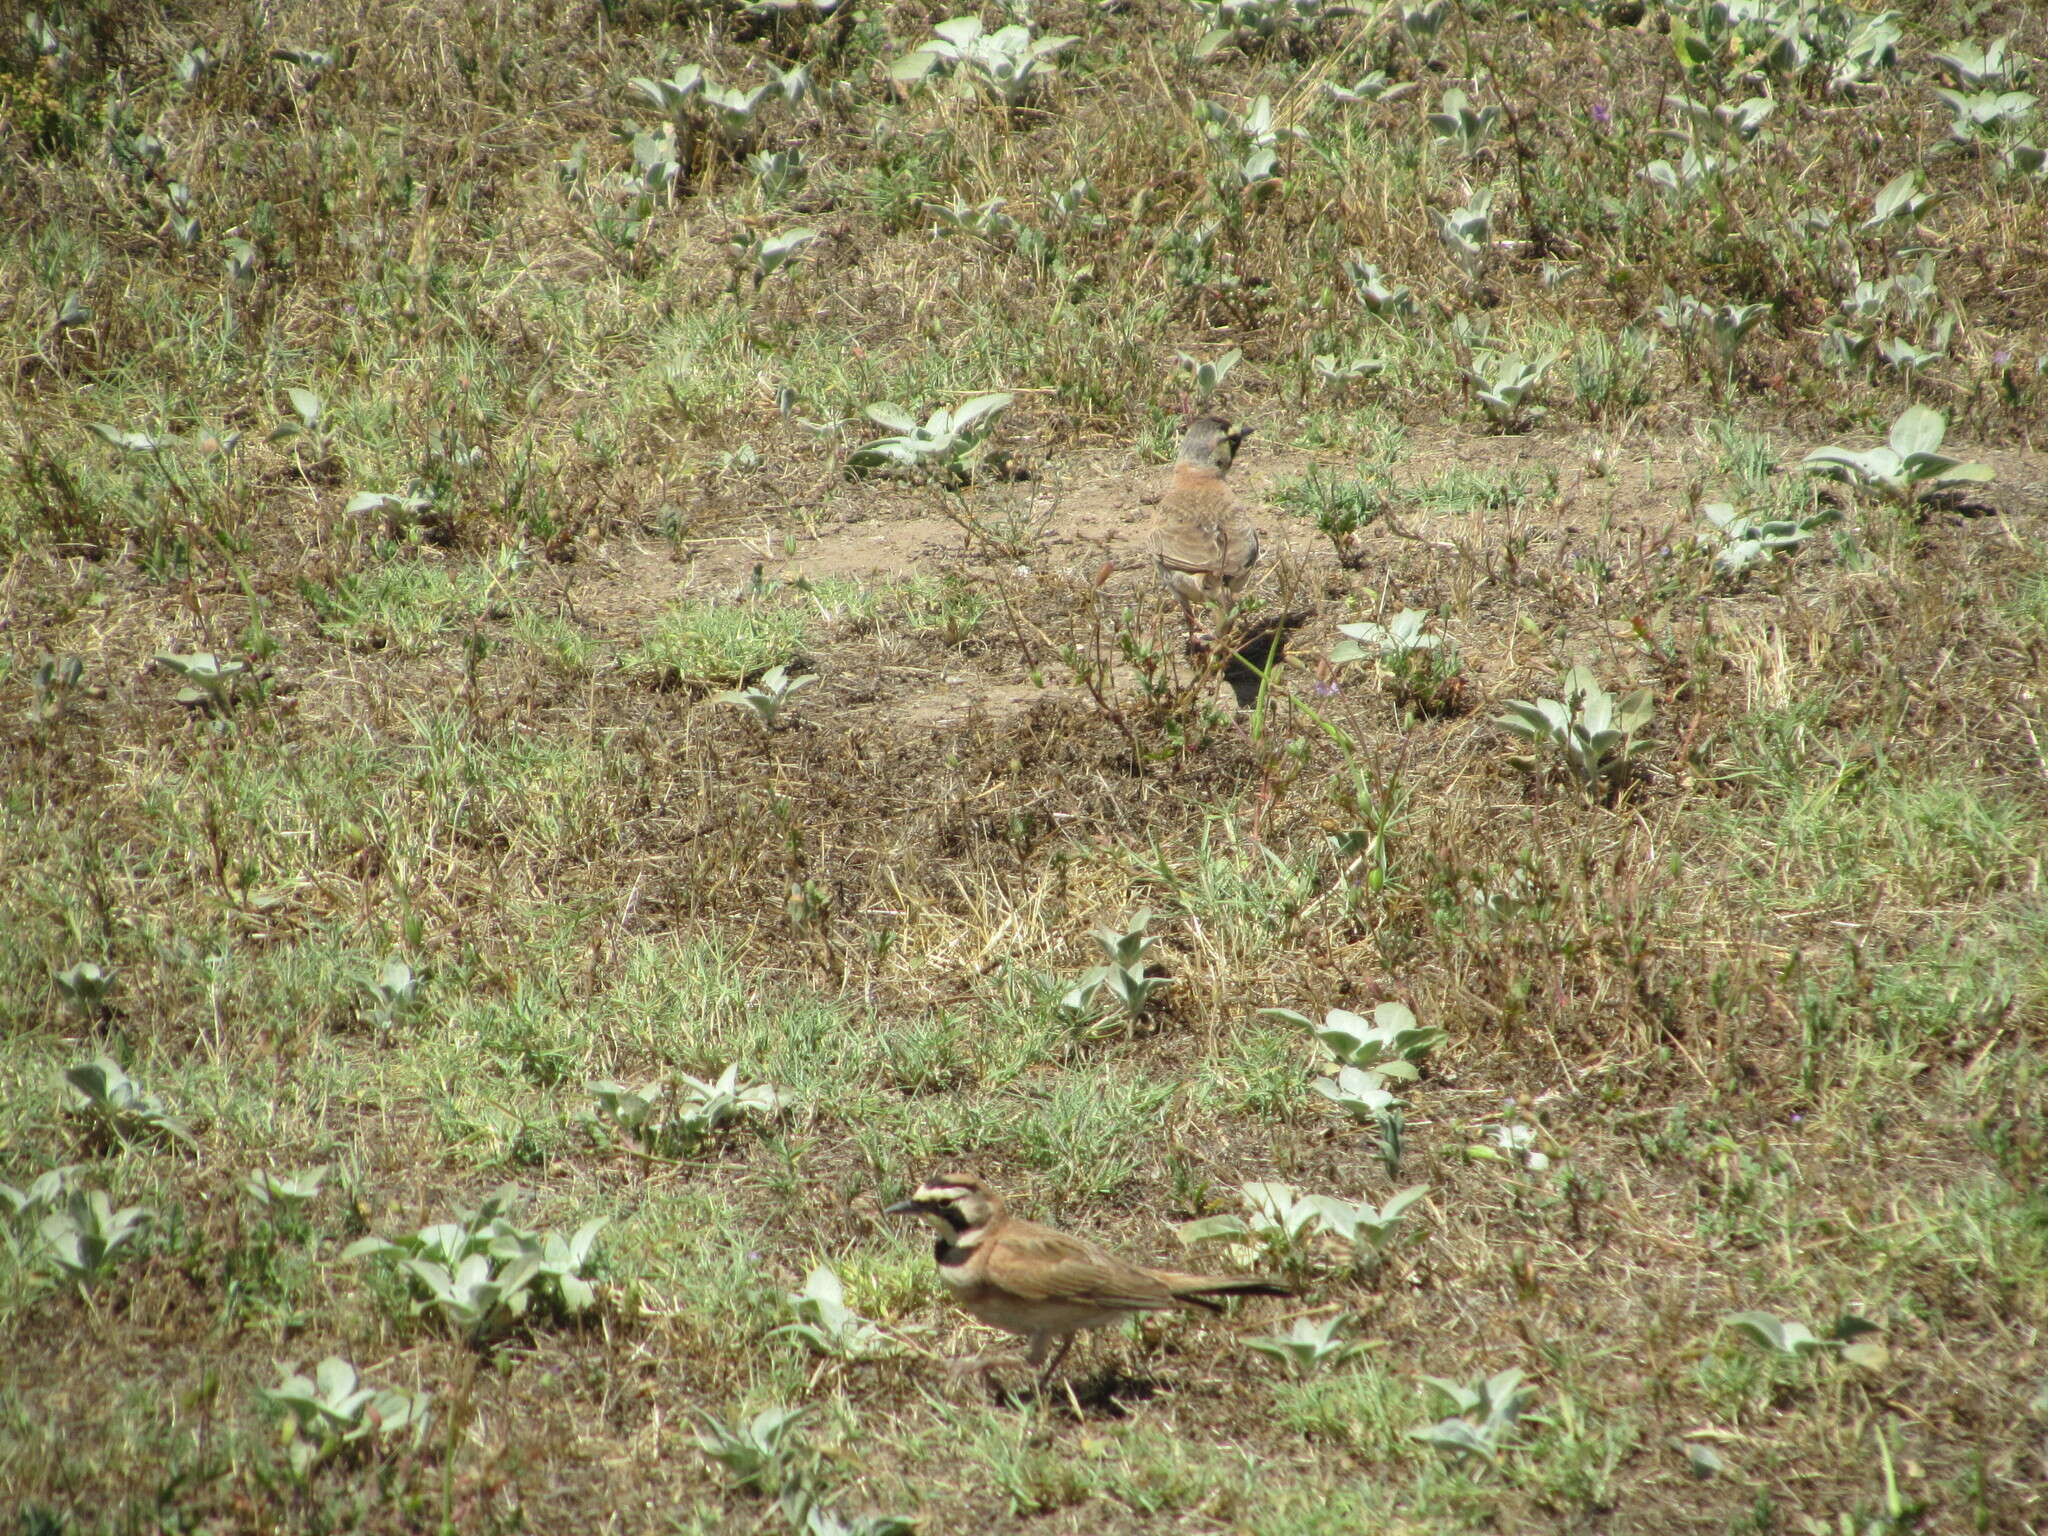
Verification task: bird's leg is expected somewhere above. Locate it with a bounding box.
[1034,1334,1076,1395]
[1209,592,1239,654]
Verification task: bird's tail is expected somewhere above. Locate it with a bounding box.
[1151,1270,1294,1311]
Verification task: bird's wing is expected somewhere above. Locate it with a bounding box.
[985,1222,1179,1312]
[1148,520,1220,577]
[1216,520,1259,582]
[1152,487,1258,580]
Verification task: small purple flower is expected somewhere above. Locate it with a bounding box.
[1994,349,2013,369]
[1312,677,1341,699]
[1589,101,1613,130]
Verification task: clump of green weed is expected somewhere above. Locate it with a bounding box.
[623,598,811,691]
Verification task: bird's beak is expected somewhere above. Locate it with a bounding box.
[884,1198,922,1216]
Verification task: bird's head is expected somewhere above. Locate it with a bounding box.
[886,1173,1002,1238]
[1177,415,1251,474]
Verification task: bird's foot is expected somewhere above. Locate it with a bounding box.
[944,1351,1007,1384]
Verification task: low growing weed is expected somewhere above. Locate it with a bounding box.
[1059,911,1172,1033]
[342,1188,607,1342]
[585,1068,788,1159]
[1411,1368,1537,1463]
[847,394,1013,484]
[1330,609,1463,715]
[775,1266,892,1359]
[1495,666,1654,802]
[1699,501,1843,577]
[29,1187,153,1288]
[1181,1180,1429,1280]
[1801,406,1994,506]
[1247,1312,1367,1379]
[63,1057,198,1152]
[716,663,816,729]
[1275,465,1389,570]
[260,1357,431,1480]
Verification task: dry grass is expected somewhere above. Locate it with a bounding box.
[3,0,2047,1532]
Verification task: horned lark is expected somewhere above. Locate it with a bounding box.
[1149,416,1261,649]
[887,1172,1289,1388]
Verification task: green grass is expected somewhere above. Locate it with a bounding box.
[623,595,814,687]
[5,0,2048,1531]
[301,552,525,653]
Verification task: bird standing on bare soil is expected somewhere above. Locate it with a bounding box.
[1149,416,1261,651]
[887,1173,1290,1391]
